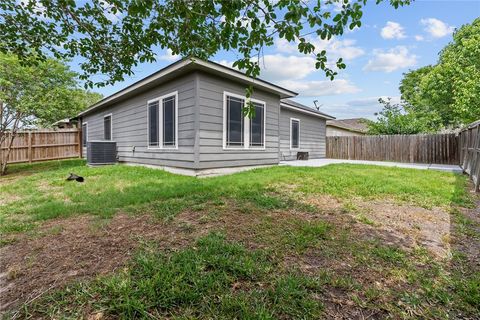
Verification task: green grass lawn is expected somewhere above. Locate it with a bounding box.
[0,159,471,235]
[1,160,478,319]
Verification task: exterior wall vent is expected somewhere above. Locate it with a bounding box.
[87,141,117,165]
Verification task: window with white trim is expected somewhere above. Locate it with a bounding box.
[226,95,244,147]
[163,95,176,147]
[290,118,300,149]
[250,102,265,147]
[104,115,112,140]
[148,92,178,148]
[82,123,88,147]
[224,92,265,149]
[148,101,159,147]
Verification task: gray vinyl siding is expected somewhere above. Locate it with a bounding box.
[82,73,197,168]
[196,72,280,169]
[279,108,326,161]
[81,69,328,171]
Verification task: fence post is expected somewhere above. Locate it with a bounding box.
[28,131,33,163]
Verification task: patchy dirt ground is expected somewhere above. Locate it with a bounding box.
[0,214,197,313]
[452,197,480,267]
[304,195,453,257]
[1,195,478,319]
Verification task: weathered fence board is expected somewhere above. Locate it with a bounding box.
[459,120,480,192]
[0,129,81,164]
[326,134,459,165]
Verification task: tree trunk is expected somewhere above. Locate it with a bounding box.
[1,134,12,175]
[0,113,21,176]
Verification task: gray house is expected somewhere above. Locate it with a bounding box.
[78,58,334,176]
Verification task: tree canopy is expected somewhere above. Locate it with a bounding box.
[365,98,431,135]
[368,18,479,134]
[0,53,102,174]
[0,53,102,127]
[0,0,410,89]
[400,18,480,130]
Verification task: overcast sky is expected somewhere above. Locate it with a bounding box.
[78,0,480,120]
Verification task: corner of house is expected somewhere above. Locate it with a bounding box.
[193,71,201,169]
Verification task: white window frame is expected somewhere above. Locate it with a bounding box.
[103,113,113,141]
[222,91,266,150]
[82,122,88,147]
[290,118,300,150]
[147,91,179,150]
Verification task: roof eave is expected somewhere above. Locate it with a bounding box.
[280,103,336,120]
[78,59,192,117]
[193,59,297,99]
[78,58,297,118]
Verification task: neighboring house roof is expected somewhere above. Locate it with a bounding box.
[326,118,369,134]
[52,118,78,127]
[77,58,298,117]
[52,118,71,126]
[280,99,335,120]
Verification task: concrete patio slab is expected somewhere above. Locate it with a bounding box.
[280,158,463,173]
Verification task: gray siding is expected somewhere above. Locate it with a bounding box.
[81,70,328,171]
[83,73,197,168]
[279,108,326,161]
[196,72,281,169]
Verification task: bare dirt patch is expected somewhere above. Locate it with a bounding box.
[304,195,344,213]
[356,201,451,258]
[451,197,480,267]
[0,213,199,313]
[1,195,477,319]
[305,195,452,258]
[0,204,271,315]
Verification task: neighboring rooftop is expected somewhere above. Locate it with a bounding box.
[280,99,335,120]
[326,118,369,134]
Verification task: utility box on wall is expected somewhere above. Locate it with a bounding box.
[87,141,117,165]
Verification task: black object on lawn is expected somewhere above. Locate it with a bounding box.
[66,173,84,183]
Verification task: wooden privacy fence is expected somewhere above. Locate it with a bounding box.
[0,129,81,164]
[459,120,480,192]
[326,134,459,165]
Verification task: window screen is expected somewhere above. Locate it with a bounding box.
[291,119,299,149]
[226,96,244,147]
[82,123,87,147]
[104,115,112,140]
[163,96,176,147]
[250,102,264,147]
[148,101,159,147]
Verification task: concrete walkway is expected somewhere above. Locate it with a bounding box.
[280,158,463,173]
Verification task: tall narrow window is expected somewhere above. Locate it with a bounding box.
[147,92,178,149]
[148,101,159,147]
[226,96,244,147]
[163,95,176,147]
[104,115,112,140]
[82,123,87,147]
[291,119,300,149]
[250,102,265,147]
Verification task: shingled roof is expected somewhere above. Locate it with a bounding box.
[326,118,369,134]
